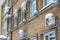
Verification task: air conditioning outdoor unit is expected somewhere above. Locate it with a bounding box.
[18,30,26,40]
[45,13,56,27]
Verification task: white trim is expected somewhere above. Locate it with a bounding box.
[13,9,18,18]
[4,14,12,20]
[43,0,55,7]
[43,31,56,40]
[30,10,37,17]
[30,0,36,17]
[27,1,59,23]
[40,1,57,12]
[2,21,7,36]
[20,2,26,13]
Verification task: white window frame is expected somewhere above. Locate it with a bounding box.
[14,18,17,28]
[30,0,36,17]
[3,5,10,16]
[20,2,26,23]
[8,19,11,32]
[43,0,55,6]
[43,31,56,40]
[13,9,18,28]
[21,12,25,22]
[2,21,7,36]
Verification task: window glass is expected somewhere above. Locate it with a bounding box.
[13,9,18,28]
[2,21,7,35]
[30,0,36,17]
[44,0,54,6]
[21,13,24,21]
[7,18,11,32]
[45,35,48,40]
[44,31,56,40]
[14,18,17,27]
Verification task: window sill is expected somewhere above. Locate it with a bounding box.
[39,1,58,14]
[30,10,38,17]
[28,10,38,22]
[27,1,59,23]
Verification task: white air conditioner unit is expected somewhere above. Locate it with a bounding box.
[20,2,26,13]
[45,13,56,27]
[4,14,12,20]
[18,30,26,40]
[13,9,18,18]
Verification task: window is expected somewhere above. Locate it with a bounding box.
[21,12,25,22]
[20,2,26,23]
[7,18,11,32]
[30,0,36,17]
[30,37,37,40]
[8,0,12,7]
[2,21,7,35]
[13,9,18,28]
[43,31,56,40]
[14,18,17,28]
[43,0,54,6]
[3,5,10,16]
[29,35,37,40]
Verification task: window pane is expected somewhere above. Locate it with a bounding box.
[50,37,55,40]
[21,13,24,21]
[14,18,17,27]
[44,0,54,6]
[2,21,7,35]
[47,0,54,4]
[45,35,48,40]
[30,0,36,17]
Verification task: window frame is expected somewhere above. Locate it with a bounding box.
[13,9,18,28]
[43,31,56,40]
[43,0,55,6]
[2,20,7,36]
[21,12,25,22]
[7,18,11,32]
[29,34,37,40]
[30,0,36,17]
[14,17,18,28]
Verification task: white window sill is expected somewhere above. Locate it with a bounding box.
[4,14,12,20]
[14,25,17,28]
[13,16,18,18]
[39,1,58,14]
[30,10,38,17]
[27,1,59,23]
